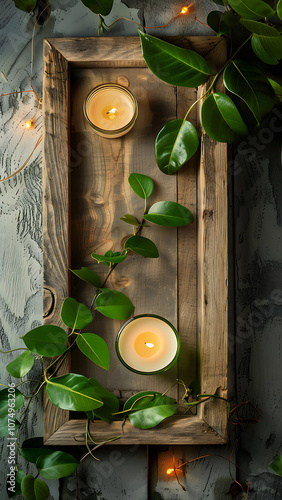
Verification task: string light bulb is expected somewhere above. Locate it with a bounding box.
[25,120,33,129]
[166,468,174,475]
[181,6,190,14]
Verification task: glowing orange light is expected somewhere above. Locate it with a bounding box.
[25,120,33,129]
[166,468,174,475]
[180,6,189,14]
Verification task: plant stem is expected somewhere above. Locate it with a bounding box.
[0,348,28,354]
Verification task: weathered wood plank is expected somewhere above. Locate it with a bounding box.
[196,38,228,441]
[70,66,178,397]
[42,39,70,442]
[44,416,226,446]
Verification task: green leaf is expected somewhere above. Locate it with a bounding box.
[201,92,248,143]
[0,415,20,437]
[61,297,92,330]
[207,10,238,36]
[36,451,79,479]
[155,119,199,175]
[88,378,119,422]
[71,267,101,288]
[270,455,282,476]
[139,31,212,87]
[6,351,34,378]
[223,59,275,124]
[240,19,282,65]
[278,0,282,19]
[143,201,194,227]
[124,391,177,429]
[128,173,154,199]
[124,235,159,258]
[268,77,282,102]
[77,333,110,370]
[46,373,103,412]
[22,325,68,357]
[14,0,37,13]
[96,290,134,320]
[211,0,227,5]
[0,388,24,417]
[228,0,275,20]
[21,475,49,500]
[19,437,54,463]
[7,470,25,498]
[91,251,127,264]
[80,0,113,16]
[120,214,140,226]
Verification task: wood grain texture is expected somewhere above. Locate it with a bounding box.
[42,36,228,446]
[197,42,228,441]
[44,416,226,446]
[42,39,70,442]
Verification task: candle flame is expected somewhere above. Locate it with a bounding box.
[166,468,174,475]
[107,107,117,120]
[145,342,154,348]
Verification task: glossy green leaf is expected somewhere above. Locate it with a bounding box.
[278,0,282,19]
[223,59,275,124]
[0,388,25,417]
[0,415,20,437]
[120,214,140,226]
[143,201,194,227]
[36,451,79,479]
[207,10,238,36]
[7,470,25,498]
[123,392,155,412]
[77,333,110,370]
[128,173,154,199]
[21,475,49,500]
[155,119,199,175]
[228,0,275,20]
[125,391,177,429]
[201,92,248,143]
[240,19,282,65]
[88,378,119,422]
[71,267,101,288]
[80,0,113,16]
[6,351,34,378]
[19,437,54,463]
[46,373,103,412]
[22,325,68,357]
[61,297,92,330]
[91,251,127,264]
[14,0,37,13]
[268,78,282,102]
[270,455,282,476]
[124,235,159,258]
[139,31,212,87]
[96,290,134,320]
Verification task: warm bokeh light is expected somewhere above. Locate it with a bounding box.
[180,6,189,14]
[25,120,33,129]
[166,468,174,475]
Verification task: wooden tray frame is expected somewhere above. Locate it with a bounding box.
[42,36,228,446]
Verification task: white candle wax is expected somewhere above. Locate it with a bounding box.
[84,84,138,138]
[116,316,180,374]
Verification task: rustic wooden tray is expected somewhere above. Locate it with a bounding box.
[43,36,228,446]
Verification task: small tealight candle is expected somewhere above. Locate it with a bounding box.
[116,315,180,375]
[83,83,138,138]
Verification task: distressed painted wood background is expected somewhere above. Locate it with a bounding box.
[0,0,281,498]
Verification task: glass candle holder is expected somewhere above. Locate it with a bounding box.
[83,83,138,139]
[116,314,180,375]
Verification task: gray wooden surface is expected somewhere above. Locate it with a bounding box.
[0,0,281,499]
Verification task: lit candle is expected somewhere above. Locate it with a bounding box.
[83,83,138,138]
[116,315,180,374]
